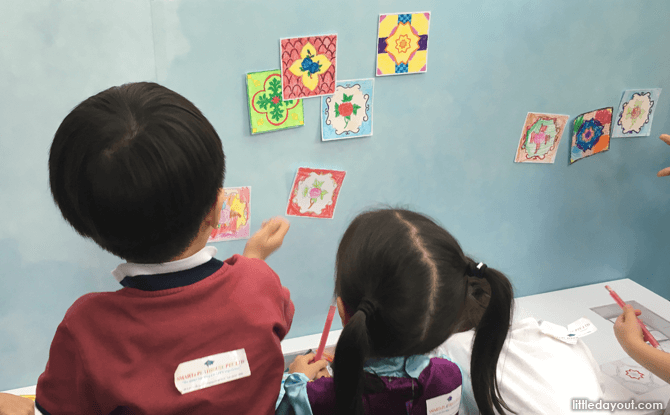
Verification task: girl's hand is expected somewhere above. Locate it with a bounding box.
[0,393,34,415]
[613,305,645,354]
[243,217,290,260]
[315,366,332,379]
[289,353,329,380]
[658,134,670,177]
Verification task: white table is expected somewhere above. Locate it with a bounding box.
[1,385,35,397]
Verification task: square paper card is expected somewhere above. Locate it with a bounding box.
[246,70,304,135]
[570,107,612,164]
[612,88,662,138]
[601,358,667,395]
[209,187,250,242]
[514,113,569,164]
[377,12,430,76]
[281,35,337,100]
[321,79,374,141]
[286,168,346,219]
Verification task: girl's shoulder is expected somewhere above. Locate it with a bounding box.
[305,377,336,415]
[427,356,461,372]
[420,357,463,395]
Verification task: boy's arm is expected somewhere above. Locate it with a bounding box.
[243,217,290,261]
[277,284,295,339]
[614,305,670,383]
[0,393,34,415]
[36,321,96,415]
[243,216,294,337]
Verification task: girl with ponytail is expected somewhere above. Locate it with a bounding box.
[276,208,514,415]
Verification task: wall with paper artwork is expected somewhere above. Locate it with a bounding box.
[1,0,669,390]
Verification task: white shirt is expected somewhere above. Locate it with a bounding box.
[434,317,607,414]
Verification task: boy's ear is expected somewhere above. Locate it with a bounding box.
[205,188,225,229]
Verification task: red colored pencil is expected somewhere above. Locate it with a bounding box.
[314,304,337,362]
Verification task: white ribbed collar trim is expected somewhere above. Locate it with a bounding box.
[111,246,218,283]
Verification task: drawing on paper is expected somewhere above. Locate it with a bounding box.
[281,35,337,100]
[514,113,569,164]
[286,168,346,219]
[612,89,662,138]
[246,70,304,135]
[590,301,670,347]
[600,358,667,395]
[570,107,612,164]
[591,300,670,394]
[322,79,374,141]
[208,187,250,242]
[377,12,430,76]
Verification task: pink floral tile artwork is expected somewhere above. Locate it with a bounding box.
[286,168,346,219]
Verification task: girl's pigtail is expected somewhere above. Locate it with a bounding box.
[470,265,515,415]
[332,307,372,415]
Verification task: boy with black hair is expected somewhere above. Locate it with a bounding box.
[0,82,294,415]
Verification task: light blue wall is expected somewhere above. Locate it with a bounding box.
[1,0,669,390]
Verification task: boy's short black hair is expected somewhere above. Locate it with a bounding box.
[49,82,225,263]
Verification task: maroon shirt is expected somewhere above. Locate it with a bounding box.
[36,255,294,415]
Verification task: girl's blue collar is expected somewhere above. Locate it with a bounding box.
[363,355,431,379]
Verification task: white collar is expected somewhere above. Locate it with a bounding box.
[111,246,218,283]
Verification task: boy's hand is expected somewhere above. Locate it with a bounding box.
[658,134,670,177]
[0,393,34,415]
[289,353,329,380]
[243,217,290,260]
[613,305,645,354]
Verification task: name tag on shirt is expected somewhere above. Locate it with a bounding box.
[426,385,461,415]
[539,317,597,344]
[174,348,251,394]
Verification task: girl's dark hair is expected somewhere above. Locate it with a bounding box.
[49,82,225,263]
[331,209,514,415]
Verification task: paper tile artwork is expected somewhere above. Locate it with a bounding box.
[514,113,570,164]
[246,70,304,135]
[286,168,346,219]
[570,107,612,164]
[612,89,662,138]
[209,187,250,242]
[322,79,374,141]
[377,12,430,76]
[281,35,337,100]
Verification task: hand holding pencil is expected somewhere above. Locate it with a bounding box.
[613,305,647,354]
[288,353,329,380]
[608,285,670,383]
[606,285,660,350]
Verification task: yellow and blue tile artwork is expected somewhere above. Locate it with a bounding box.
[377,12,430,76]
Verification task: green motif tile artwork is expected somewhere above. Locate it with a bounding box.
[246,69,304,134]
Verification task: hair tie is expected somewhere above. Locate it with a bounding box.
[357,298,376,318]
[466,262,488,279]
